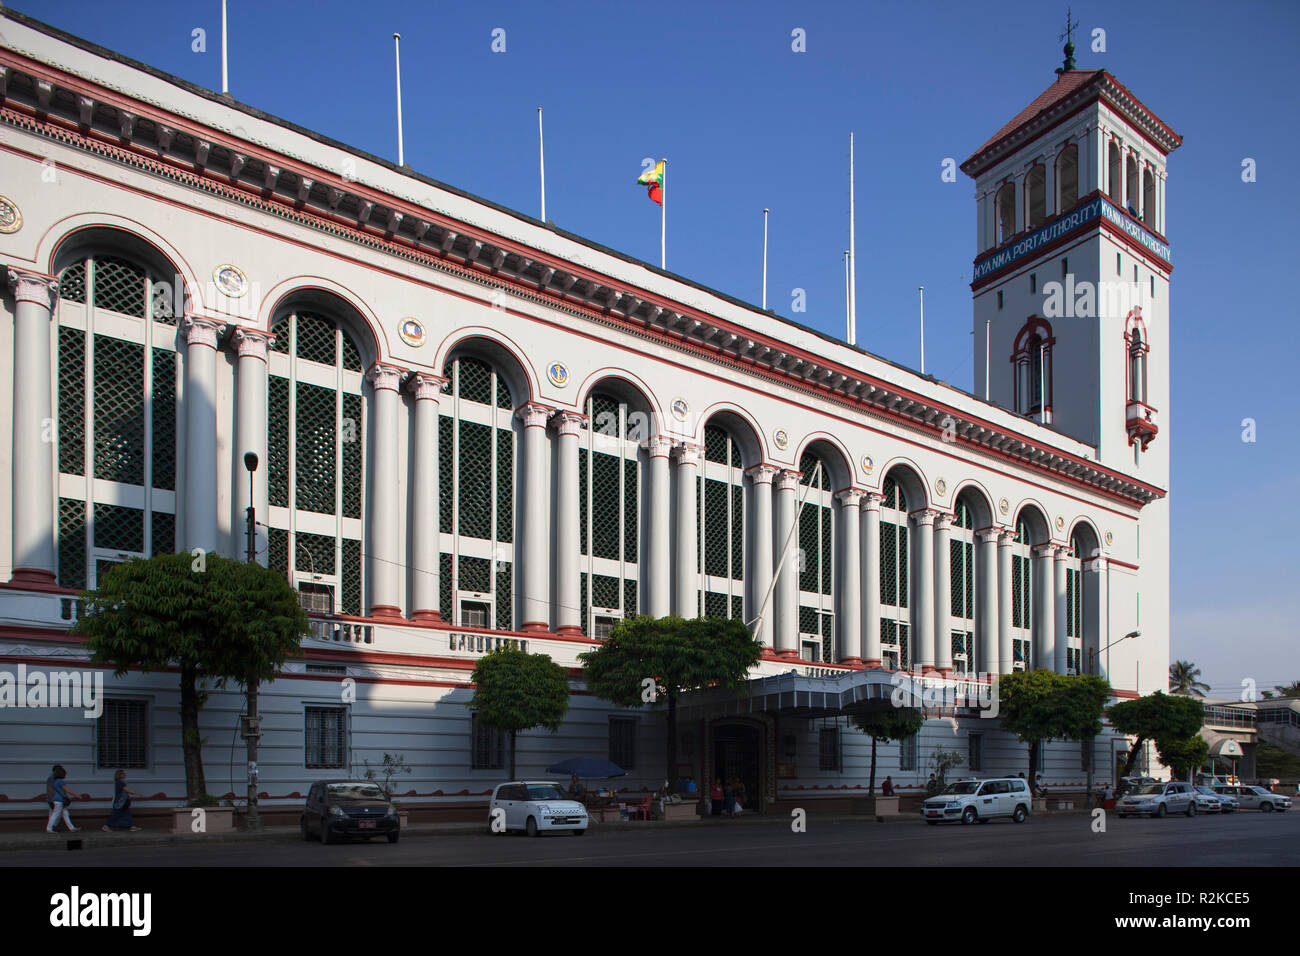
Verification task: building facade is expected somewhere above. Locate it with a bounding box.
[0,13,1177,815]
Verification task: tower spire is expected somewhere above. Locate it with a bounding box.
[1056,6,1079,75]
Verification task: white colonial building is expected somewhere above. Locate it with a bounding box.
[0,13,1177,819]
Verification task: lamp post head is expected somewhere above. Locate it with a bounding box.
[1124,630,1141,640]
[244,451,259,474]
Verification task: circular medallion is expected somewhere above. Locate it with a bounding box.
[861,455,874,476]
[212,263,247,298]
[935,478,947,496]
[546,362,569,387]
[999,497,1010,516]
[671,398,689,421]
[773,428,789,451]
[1104,530,1113,547]
[1055,515,1065,532]
[0,195,22,234]
[398,317,427,348]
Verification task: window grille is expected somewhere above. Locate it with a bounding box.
[609,718,637,770]
[151,348,176,491]
[92,255,147,318]
[342,393,363,519]
[341,538,362,616]
[458,420,492,539]
[968,732,983,771]
[459,555,491,593]
[297,531,336,577]
[58,260,86,304]
[592,574,620,610]
[495,427,513,542]
[294,311,336,366]
[268,375,290,508]
[93,336,145,485]
[471,714,506,770]
[295,381,337,515]
[952,631,975,675]
[819,726,841,772]
[439,552,454,621]
[439,415,454,532]
[151,510,175,556]
[305,706,348,769]
[94,503,143,553]
[298,582,334,615]
[58,327,85,476]
[900,733,918,771]
[269,527,289,579]
[706,591,730,620]
[97,698,148,769]
[624,579,638,617]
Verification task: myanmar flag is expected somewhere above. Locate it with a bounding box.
[637,160,665,205]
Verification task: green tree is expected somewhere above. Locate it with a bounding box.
[469,647,570,780]
[579,616,762,785]
[74,552,308,803]
[997,670,1113,783]
[1155,735,1209,781]
[1168,660,1210,697]
[929,747,965,795]
[849,706,924,795]
[1106,691,1205,778]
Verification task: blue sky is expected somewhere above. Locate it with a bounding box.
[14,0,1298,696]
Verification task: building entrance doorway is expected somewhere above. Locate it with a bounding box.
[713,722,764,815]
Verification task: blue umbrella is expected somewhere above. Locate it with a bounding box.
[545,757,628,778]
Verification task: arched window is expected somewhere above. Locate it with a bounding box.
[265,309,366,616]
[1107,141,1122,203]
[699,424,746,623]
[1024,165,1046,229]
[798,452,834,663]
[435,356,515,628]
[995,182,1016,245]
[1012,318,1054,421]
[949,501,976,674]
[1125,154,1138,216]
[1142,167,1156,229]
[1010,517,1033,670]
[1064,534,1085,674]
[579,391,642,638]
[1056,144,1078,212]
[879,477,909,671]
[54,251,179,590]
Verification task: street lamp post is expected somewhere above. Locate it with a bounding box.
[1089,629,1141,796]
[242,452,262,831]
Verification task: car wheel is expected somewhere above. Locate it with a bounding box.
[1186,802,1196,817]
[1012,805,1028,823]
[1156,804,1167,818]
[1261,802,1274,813]
[961,807,977,825]
[321,822,334,844]
[526,816,539,838]
[387,831,399,844]
[926,821,938,826]
[573,828,586,836]
[301,819,311,841]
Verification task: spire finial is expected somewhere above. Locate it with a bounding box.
[1056,6,1079,75]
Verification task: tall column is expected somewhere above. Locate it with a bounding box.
[976,529,1000,675]
[7,269,59,585]
[552,410,587,636]
[1032,543,1055,672]
[835,489,862,665]
[672,442,702,618]
[1053,545,1069,674]
[407,372,447,621]
[773,469,800,657]
[933,512,953,674]
[645,436,673,617]
[745,464,777,648]
[181,316,226,554]
[913,510,936,672]
[861,492,882,667]
[517,403,553,631]
[366,363,405,618]
[997,531,1014,674]
[231,328,274,567]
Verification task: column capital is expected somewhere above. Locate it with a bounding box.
[861,490,883,512]
[6,268,58,308]
[406,371,449,401]
[834,488,863,508]
[1051,544,1070,562]
[745,463,780,484]
[644,434,675,458]
[230,325,276,361]
[550,410,589,438]
[976,528,1001,545]
[515,402,555,428]
[672,441,703,467]
[775,469,802,493]
[366,362,407,393]
[998,529,1016,548]
[1031,543,1056,559]
[913,508,940,527]
[933,512,954,532]
[181,316,227,349]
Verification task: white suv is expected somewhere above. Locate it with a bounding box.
[488,781,589,836]
[920,777,1031,825]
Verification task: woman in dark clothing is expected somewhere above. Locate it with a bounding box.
[103,769,143,831]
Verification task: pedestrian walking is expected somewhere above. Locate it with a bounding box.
[710,778,723,816]
[44,764,80,833]
[103,769,143,831]
[733,778,747,816]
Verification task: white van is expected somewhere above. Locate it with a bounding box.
[920,777,1032,824]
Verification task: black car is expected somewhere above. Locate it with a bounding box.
[301,781,400,844]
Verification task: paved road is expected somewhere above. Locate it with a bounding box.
[3,809,1295,866]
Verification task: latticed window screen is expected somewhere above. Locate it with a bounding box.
[706,591,730,620]
[94,504,143,553]
[951,631,975,675]
[297,532,336,577]
[472,714,506,770]
[295,312,337,366]
[342,393,363,519]
[268,376,290,507]
[580,392,639,633]
[296,382,337,515]
[92,255,147,318]
[592,574,620,610]
[459,555,492,593]
[496,562,513,630]
[341,539,362,616]
[495,428,513,543]
[97,699,148,769]
[58,498,86,591]
[1014,640,1032,671]
[881,620,910,671]
[700,426,744,619]
[305,706,348,769]
[269,528,289,579]
[58,260,86,304]
[151,348,176,491]
[440,552,454,621]
[439,415,454,531]
[93,336,145,485]
[58,327,85,476]
[625,579,639,617]
[151,511,175,556]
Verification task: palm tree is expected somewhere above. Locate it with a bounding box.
[1262,680,1300,700]
[1169,660,1210,697]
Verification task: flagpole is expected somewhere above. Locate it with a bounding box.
[660,158,667,270]
[919,286,926,374]
[393,33,405,167]
[762,208,769,309]
[844,250,851,333]
[849,131,857,346]
[538,108,546,221]
[221,0,229,94]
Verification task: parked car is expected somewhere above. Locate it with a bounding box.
[301,780,400,844]
[1116,781,1197,818]
[488,781,589,836]
[920,777,1031,825]
[1116,775,1158,798]
[1190,785,1226,813]
[1212,784,1291,812]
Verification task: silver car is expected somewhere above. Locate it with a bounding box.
[1191,785,1226,813]
[1116,781,1197,818]
[1213,785,1291,812]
